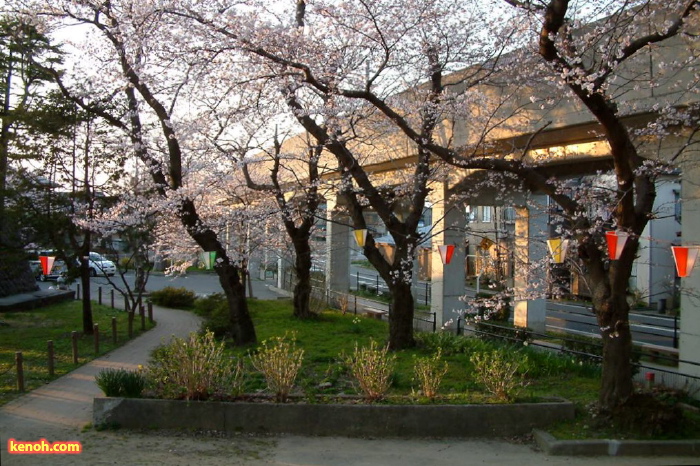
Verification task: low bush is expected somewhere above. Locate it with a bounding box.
[95,368,146,398]
[344,339,395,401]
[149,286,196,309]
[413,348,448,399]
[147,331,243,400]
[470,349,529,402]
[250,333,304,402]
[474,320,532,346]
[193,293,230,337]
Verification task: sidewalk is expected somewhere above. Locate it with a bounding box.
[0,281,697,465]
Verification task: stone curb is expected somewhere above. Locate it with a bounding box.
[95,397,575,438]
[533,429,700,456]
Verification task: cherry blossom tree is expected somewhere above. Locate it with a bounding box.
[168,0,523,349]
[174,0,699,412]
[21,0,259,345]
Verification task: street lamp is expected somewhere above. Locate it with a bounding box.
[438,244,455,265]
[547,238,569,264]
[605,230,629,260]
[671,246,700,278]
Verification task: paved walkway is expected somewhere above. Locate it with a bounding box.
[0,280,698,465]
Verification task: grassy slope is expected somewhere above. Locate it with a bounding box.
[0,301,155,406]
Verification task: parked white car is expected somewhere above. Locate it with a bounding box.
[85,252,117,277]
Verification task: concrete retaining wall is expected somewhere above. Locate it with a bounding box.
[94,397,575,438]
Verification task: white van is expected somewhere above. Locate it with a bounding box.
[85,252,117,277]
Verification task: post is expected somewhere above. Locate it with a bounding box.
[128,311,133,339]
[112,317,117,345]
[76,284,81,300]
[140,304,145,330]
[674,315,679,349]
[425,282,429,306]
[93,323,99,355]
[98,286,102,305]
[71,331,79,364]
[111,289,114,308]
[148,301,153,323]
[16,352,24,392]
[47,340,55,377]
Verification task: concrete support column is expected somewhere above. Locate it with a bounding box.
[430,183,466,331]
[325,194,351,294]
[513,195,548,334]
[679,163,700,384]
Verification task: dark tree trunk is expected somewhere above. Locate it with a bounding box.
[216,261,256,346]
[387,279,416,350]
[585,236,638,412]
[292,234,314,319]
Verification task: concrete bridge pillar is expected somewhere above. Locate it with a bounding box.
[430,182,467,331]
[679,163,700,387]
[513,195,548,334]
[325,193,351,295]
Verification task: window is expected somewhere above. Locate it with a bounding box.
[503,206,515,223]
[466,205,477,222]
[674,189,682,224]
[481,206,492,223]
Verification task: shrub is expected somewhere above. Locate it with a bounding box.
[474,320,531,346]
[193,293,230,337]
[413,348,448,399]
[95,368,146,398]
[416,331,472,355]
[344,339,395,401]
[470,350,528,402]
[149,286,196,309]
[250,334,305,402]
[147,331,243,400]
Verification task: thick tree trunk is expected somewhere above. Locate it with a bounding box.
[587,244,637,412]
[216,261,256,346]
[594,291,634,411]
[387,280,416,350]
[292,235,314,319]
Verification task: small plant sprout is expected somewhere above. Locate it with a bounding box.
[413,348,449,400]
[250,333,305,402]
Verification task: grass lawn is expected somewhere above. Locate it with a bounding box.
[189,298,698,439]
[200,298,601,404]
[0,301,155,406]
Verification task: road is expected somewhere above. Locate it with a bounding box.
[546,300,678,348]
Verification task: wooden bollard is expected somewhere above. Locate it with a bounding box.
[112,317,117,345]
[111,289,114,308]
[140,304,145,331]
[98,287,102,305]
[71,331,79,364]
[128,312,133,339]
[16,352,24,392]
[147,302,153,324]
[47,340,55,377]
[94,323,99,355]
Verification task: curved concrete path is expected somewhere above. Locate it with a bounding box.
[1,282,698,465]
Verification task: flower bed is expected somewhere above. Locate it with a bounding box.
[93,396,574,438]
